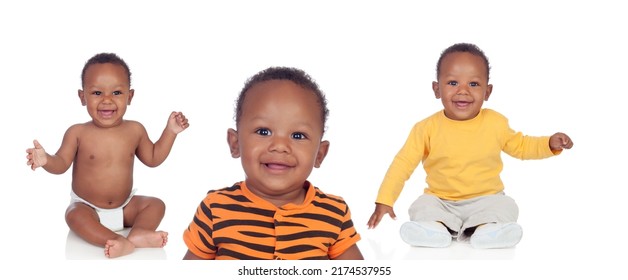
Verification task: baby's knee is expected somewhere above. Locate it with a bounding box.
[65,203,97,226]
[149,197,166,214]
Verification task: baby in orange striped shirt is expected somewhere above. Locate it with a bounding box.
[183,67,363,260]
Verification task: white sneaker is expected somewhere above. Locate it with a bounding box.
[399,221,452,248]
[470,222,523,249]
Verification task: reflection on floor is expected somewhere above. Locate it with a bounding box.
[64,223,517,260]
[65,229,167,260]
[360,222,517,260]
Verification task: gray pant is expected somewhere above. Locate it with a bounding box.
[408,193,519,241]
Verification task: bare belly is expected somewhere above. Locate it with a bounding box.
[72,180,133,209]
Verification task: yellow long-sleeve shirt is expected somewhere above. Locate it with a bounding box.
[376,109,559,205]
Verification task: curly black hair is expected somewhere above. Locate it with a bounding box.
[436,43,490,82]
[81,53,132,87]
[235,67,329,132]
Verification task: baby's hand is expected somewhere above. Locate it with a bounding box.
[26,140,47,170]
[549,132,573,151]
[367,203,397,229]
[167,111,190,134]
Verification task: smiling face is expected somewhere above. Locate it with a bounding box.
[432,52,493,121]
[227,80,329,206]
[78,63,134,128]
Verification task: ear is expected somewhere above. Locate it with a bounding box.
[432,81,441,99]
[127,89,135,105]
[78,89,86,106]
[484,84,493,101]
[314,140,330,168]
[227,128,240,158]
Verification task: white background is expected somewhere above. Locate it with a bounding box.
[1,1,626,279]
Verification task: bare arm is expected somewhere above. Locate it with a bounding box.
[367,203,397,229]
[26,127,79,174]
[332,244,364,260]
[136,111,189,167]
[183,250,206,260]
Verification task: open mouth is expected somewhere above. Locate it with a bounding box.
[98,110,116,118]
[453,101,471,109]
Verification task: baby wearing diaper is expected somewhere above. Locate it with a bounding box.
[26,53,189,258]
[70,189,137,232]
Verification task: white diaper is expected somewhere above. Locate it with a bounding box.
[69,189,137,232]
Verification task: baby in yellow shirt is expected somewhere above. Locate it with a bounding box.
[367,43,573,249]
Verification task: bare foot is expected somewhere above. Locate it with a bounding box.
[104,236,136,258]
[127,229,168,248]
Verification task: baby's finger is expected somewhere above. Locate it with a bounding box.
[179,117,189,128]
[389,209,397,220]
[564,140,574,149]
[367,213,381,229]
[169,111,179,120]
[33,140,43,149]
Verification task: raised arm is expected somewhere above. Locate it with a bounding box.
[26,126,79,174]
[136,111,189,167]
[549,132,573,152]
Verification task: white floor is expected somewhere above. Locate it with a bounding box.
[10,182,625,279]
[63,221,516,261]
[64,229,167,260]
[360,225,517,261]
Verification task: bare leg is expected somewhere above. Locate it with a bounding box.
[123,195,168,248]
[65,203,135,258]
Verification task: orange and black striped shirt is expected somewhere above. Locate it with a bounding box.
[183,181,361,260]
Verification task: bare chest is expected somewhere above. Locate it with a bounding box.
[76,128,140,165]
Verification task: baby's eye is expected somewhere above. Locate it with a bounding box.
[113,91,123,95]
[469,82,479,87]
[256,128,271,136]
[291,132,307,140]
[447,81,458,86]
[92,91,102,95]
